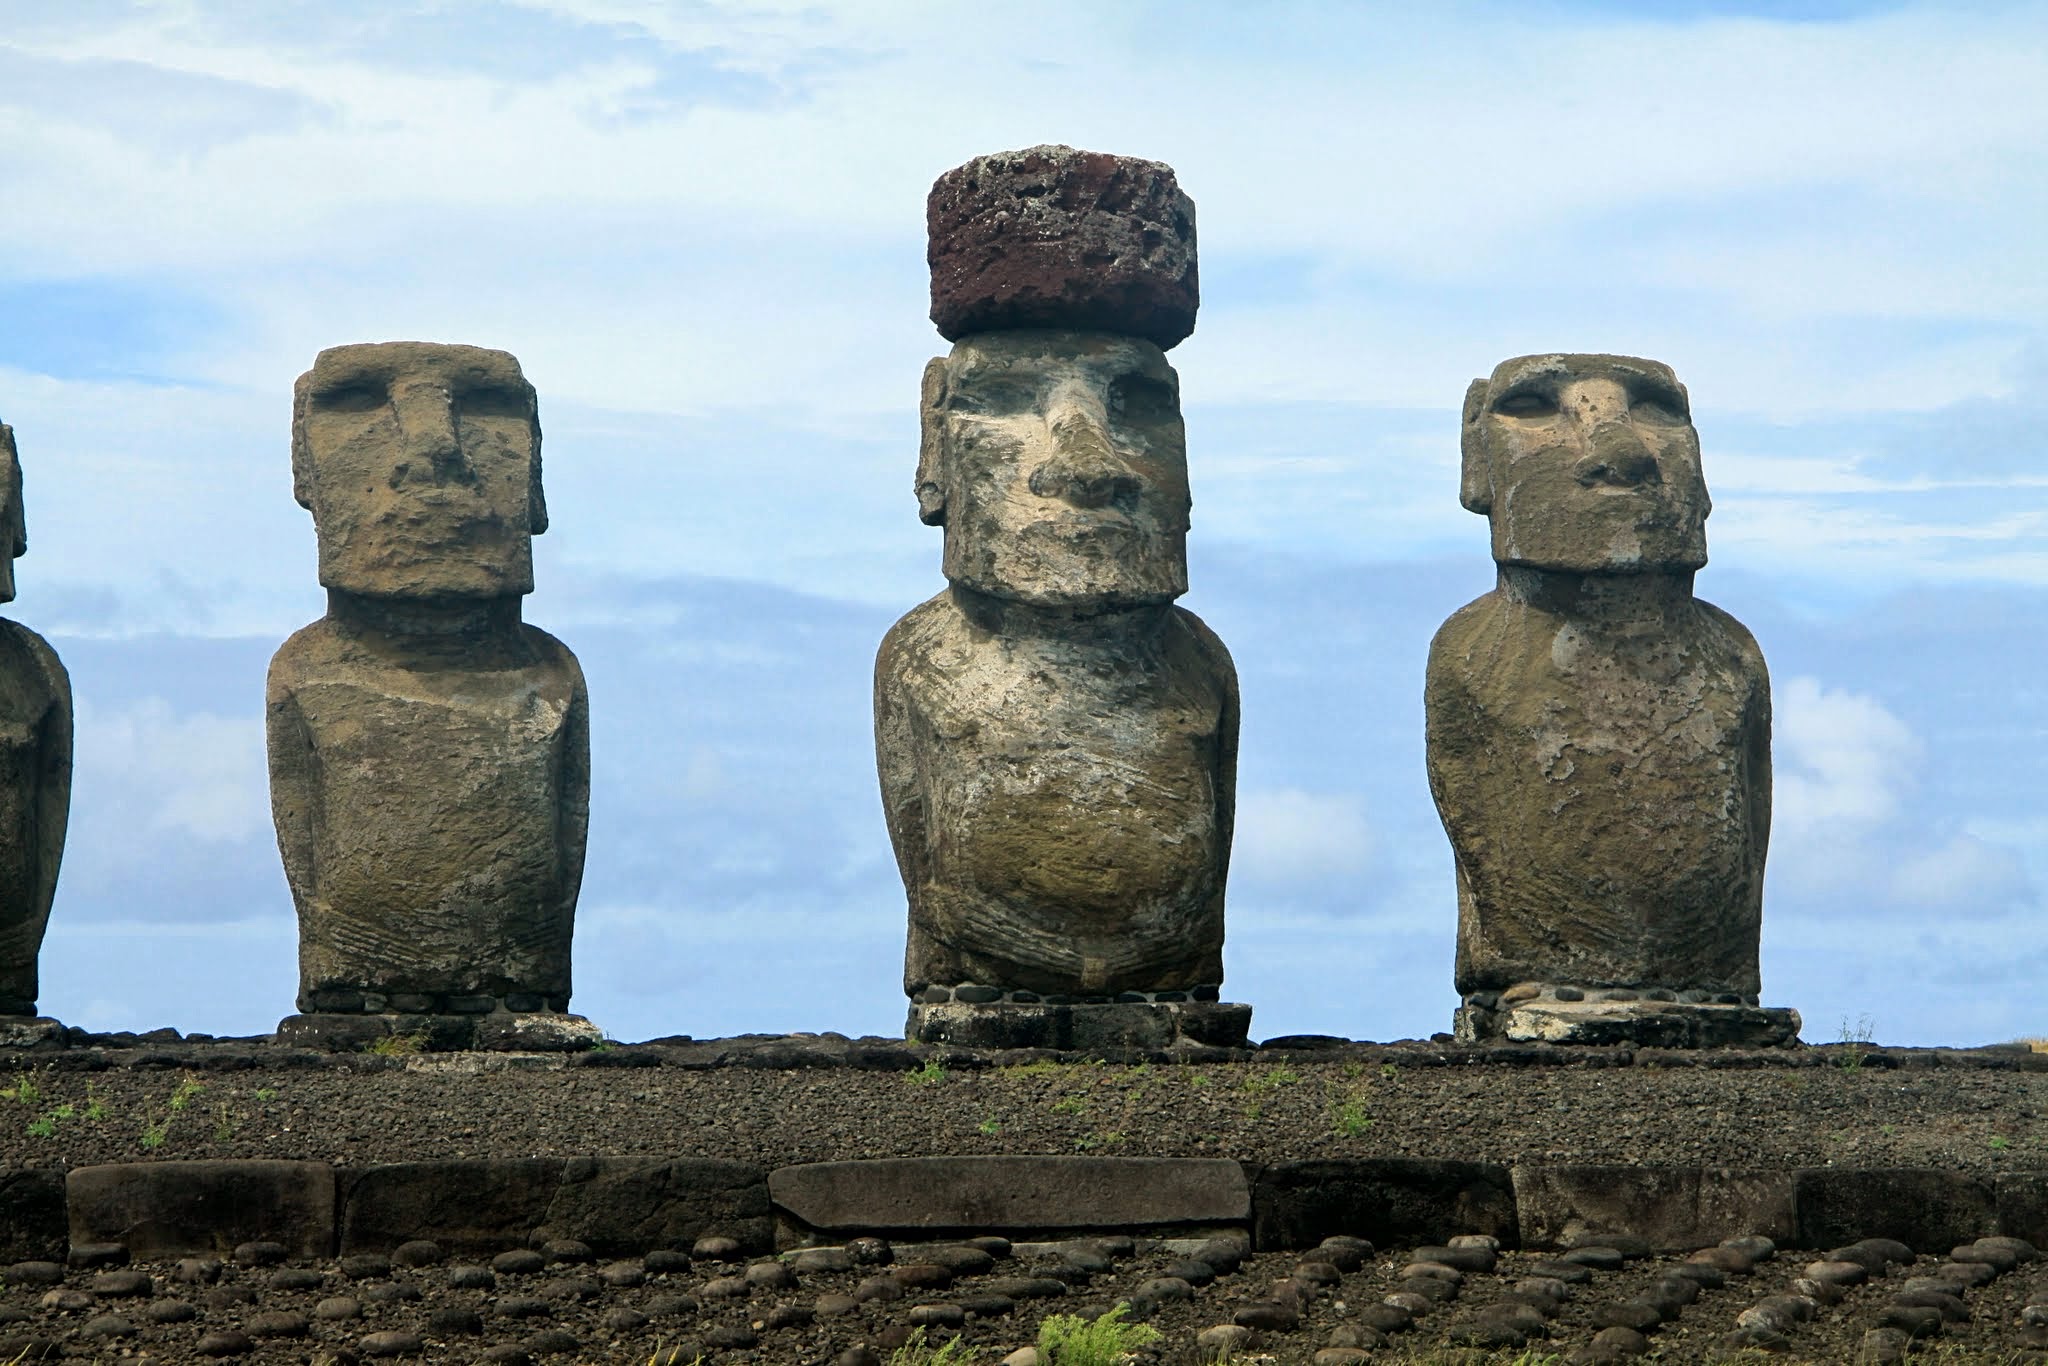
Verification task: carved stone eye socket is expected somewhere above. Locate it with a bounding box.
[458,384,529,419]
[948,380,1036,417]
[1630,391,1689,425]
[313,382,388,414]
[1109,374,1177,424]
[1493,390,1557,419]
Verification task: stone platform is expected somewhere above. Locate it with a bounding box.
[275,1011,603,1053]
[1456,991,1801,1048]
[907,1000,1252,1051]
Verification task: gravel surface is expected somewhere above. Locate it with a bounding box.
[7,1034,2048,1361]
[1,1041,2045,1174]
[4,1231,2048,1364]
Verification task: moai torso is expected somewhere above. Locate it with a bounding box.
[879,592,1235,995]
[0,620,71,1015]
[1428,581,1769,995]
[0,425,71,1019]
[269,343,589,1014]
[268,616,587,1004]
[882,145,1238,1004]
[1425,355,1772,1001]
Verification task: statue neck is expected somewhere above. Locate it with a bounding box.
[1497,565,1695,632]
[325,590,529,664]
[950,584,1171,644]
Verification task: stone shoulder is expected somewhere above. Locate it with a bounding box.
[0,615,71,702]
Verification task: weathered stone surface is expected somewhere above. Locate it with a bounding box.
[928,146,1197,349]
[270,343,589,1016]
[338,1158,767,1256]
[1795,1169,1997,1252]
[1515,1165,1795,1252]
[0,1168,67,1261]
[1428,355,1775,1021]
[68,1161,336,1260]
[1996,1174,2048,1252]
[536,1158,769,1256]
[879,325,1237,1004]
[0,422,71,1020]
[771,1157,1248,1241]
[1471,998,1798,1048]
[1252,1158,1518,1251]
[907,1001,1249,1050]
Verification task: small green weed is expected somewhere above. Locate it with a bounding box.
[978,1116,1002,1137]
[906,1057,947,1086]
[1050,1094,1087,1116]
[1002,1058,1064,1078]
[0,1074,43,1107]
[253,1088,276,1103]
[140,1074,206,1150]
[1331,1095,1372,1137]
[1037,1303,1159,1366]
[885,1325,979,1366]
[366,1031,428,1058]
[1837,1013,1876,1071]
[1187,1072,1211,1088]
[1991,1134,2012,1151]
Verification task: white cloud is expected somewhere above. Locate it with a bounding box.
[1769,675,2035,917]
[1232,787,1375,885]
[73,697,269,845]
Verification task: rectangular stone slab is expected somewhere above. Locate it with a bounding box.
[539,1157,770,1256]
[68,1160,336,1259]
[0,1167,67,1261]
[1793,1167,1997,1251]
[1252,1158,1518,1251]
[340,1157,770,1255]
[771,1156,1248,1239]
[1514,1164,1795,1251]
[1997,1172,2048,1248]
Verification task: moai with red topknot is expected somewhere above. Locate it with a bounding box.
[877,146,1250,1050]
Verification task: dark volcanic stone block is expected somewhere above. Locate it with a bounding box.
[907,1002,1250,1051]
[927,145,1198,349]
[340,1158,769,1257]
[339,1160,563,1255]
[771,1157,1247,1241]
[537,1158,769,1257]
[68,1161,336,1260]
[1995,1172,2048,1248]
[1514,1165,1795,1252]
[1253,1158,1518,1252]
[1793,1168,1996,1251]
[0,1168,67,1261]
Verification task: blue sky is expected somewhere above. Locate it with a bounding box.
[3,0,2045,1045]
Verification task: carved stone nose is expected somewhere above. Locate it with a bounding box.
[391,392,468,486]
[1034,407,1141,508]
[1576,424,1661,488]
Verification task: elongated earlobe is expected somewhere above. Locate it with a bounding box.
[915,357,949,526]
[290,377,316,511]
[1459,377,1492,515]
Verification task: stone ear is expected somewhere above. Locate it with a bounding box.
[915,357,948,527]
[290,375,316,511]
[1459,378,1492,514]
[0,425,22,558]
[527,398,549,535]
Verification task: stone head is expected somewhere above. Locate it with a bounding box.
[292,342,545,600]
[1460,354,1709,574]
[0,423,22,604]
[917,331,1190,609]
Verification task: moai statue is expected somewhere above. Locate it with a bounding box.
[1426,353,1797,1047]
[269,343,594,1052]
[876,145,1249,1051]
[0,421,72,1031]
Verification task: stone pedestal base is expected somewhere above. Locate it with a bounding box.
[907,1000,1251,1051]
[275,1011,603,1054]
[0,1016,65,1048]
[1455,993,1800,1048]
